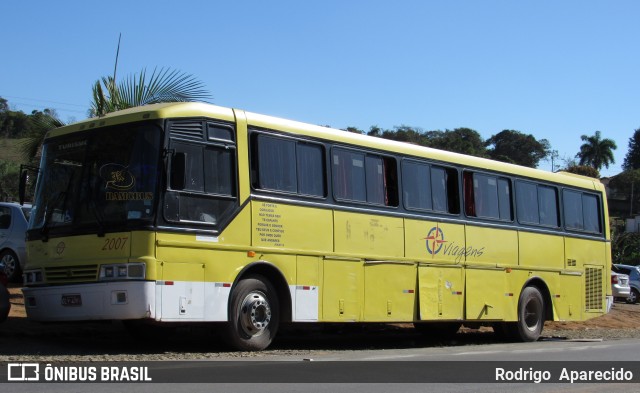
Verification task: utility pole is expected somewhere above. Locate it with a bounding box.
[550,150,559,172]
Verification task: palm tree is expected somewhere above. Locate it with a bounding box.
[19,111,66,163]
[576,131,617,172]
[89,67,211,117]
[21,67,211,162]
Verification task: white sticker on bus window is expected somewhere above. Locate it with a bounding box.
[128,211,142,219]
[196,235,219,243]
[488,178,497,186]
[353,159,364,168]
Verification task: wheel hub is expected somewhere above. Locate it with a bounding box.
[240,292,271,337]
[524,300,541,332]
[1,254,16,277]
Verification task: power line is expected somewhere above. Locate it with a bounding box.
[0,94,86,108]
[7,101,87,115]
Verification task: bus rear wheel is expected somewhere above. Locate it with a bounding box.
[225,275,279,351]
[502,286,545,342]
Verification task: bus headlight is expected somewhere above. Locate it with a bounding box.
[99,263,146,281]
[23,269,44,285]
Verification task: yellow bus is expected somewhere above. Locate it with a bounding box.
[20,102,612,350]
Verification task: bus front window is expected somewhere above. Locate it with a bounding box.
[29,123,162,236]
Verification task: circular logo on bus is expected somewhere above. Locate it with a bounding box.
[425,225,447,256]
[56,241,66,255]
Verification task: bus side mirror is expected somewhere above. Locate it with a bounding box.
[170,152,186,190]
[19,165,38,205]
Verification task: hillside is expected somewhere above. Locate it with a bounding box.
[0,138,28,163]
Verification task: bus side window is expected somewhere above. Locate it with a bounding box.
[563,190,583,230]
[464,172,512,221]
[516,181,539,224]
[402,161,433,211]
[333,149,366,202]
[333,149,397,207]
[253,134,326,198]
[516,181,558,227]
[563,190,601,234]
[582,194,601,233]
[538,185,559,227]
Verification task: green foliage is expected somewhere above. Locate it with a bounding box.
[426,128,487,156]
[365,126,487,157]
[0,159,19,202]
[612,232,640,265]
[562,164,600,178]
[344,126,364,134]
[576,131,617,171]
[622,128,640,171]
[609,169,640,196]
[485,130,550,168]
[19,112,65,163]
[89,67,211,117]
[0,97,61,141]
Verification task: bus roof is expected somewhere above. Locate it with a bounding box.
[47,102,601,192]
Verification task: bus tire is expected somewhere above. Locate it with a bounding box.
[510,286,545,342]
[225,275,279,351]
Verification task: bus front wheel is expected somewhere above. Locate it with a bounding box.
[225,275,279,351]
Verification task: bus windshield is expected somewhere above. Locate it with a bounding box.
[29,123,162,236]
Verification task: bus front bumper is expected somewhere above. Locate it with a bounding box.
[606,295,614,313]
[22,281,156,321]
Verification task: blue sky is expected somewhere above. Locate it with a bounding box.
[2,1,638,176]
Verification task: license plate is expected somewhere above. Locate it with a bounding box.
[61,294,82,307]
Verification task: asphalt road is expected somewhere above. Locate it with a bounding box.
[3,338,640,393]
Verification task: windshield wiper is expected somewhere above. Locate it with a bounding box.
[86,169,106,237]
[40,173,75,242]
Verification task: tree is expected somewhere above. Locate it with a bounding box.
[0,99,31,139]
[612,232,640,265]
[425,128,486,157]
[19,113,66,162]
[623,128,640,170]
[609,169,640,216]
[89,67,211,117]
[562,164,600,178]
[485,130,550,168]
[576,131,617,171]
[344,126,364,134]
[16,68,211,163]
[0,159,19,201]
[366,125,428,146]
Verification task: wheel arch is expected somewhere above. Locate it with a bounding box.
[521,277,553,322]
[230,261,292,323]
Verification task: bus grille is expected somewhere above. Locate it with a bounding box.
[584,267,603,311]
[45,265,99,283]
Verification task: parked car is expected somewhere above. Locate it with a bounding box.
[0,261,10,323]
[0,202,31,282]
[611,270,631,302]
[613,264,640,304]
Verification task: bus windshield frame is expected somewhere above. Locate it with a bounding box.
[27,121,163,240]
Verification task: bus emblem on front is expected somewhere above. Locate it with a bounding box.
[56,242,66,255]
